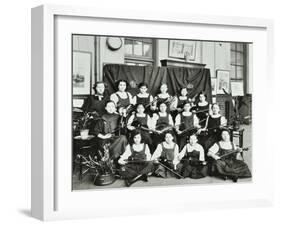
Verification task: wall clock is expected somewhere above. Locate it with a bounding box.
[106,37,123,51]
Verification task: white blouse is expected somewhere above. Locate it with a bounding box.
[127,113,153,130]
[118,143,151,164]
[151,112,174,130]
[110,91,134,105]
[151,142,180,165]
[207,141,237,158]
[178,143,205,162]
[174,112,199,128]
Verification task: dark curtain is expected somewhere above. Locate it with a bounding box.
[166,67,212,103]
[103,64,212,102]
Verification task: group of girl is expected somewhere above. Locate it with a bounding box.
[82,80,252,187]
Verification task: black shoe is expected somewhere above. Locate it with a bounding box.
[232,176,238,183]
[140,174,148,182]
[125,179,132,187]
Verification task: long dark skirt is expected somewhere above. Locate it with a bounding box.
[214,158,252,178]
[181,160,208,179]
[119,162,154,179]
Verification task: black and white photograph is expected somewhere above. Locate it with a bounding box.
[72,35,252,190]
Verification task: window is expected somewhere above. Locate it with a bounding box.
[230,43,247,81]
[124,38,155,66]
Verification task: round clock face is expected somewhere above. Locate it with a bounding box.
[106,37,123,51]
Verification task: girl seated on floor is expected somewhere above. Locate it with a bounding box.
[151,132,182,178]
[207,130,252,182]
[118,130,154,187]
[178,134,207,179]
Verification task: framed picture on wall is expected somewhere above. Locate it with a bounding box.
[216,70,230,94]
[72,51,92,95]
[31,4,274,221]
[168,40,196,60]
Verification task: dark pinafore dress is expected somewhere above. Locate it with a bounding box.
[181,150,207,179]
[178,113,195,149]
[171,96,187,119]
[155,143,181,178]
[156,94,171,113]
[199,115,222,152]
[119,144,154,179]
[115,92,131,133]
[131,114,153,150]
[116,92,131,109]
[213,142,251,179]
[153,113,175,149]
[136,94,152,116]
[195,103,209,127]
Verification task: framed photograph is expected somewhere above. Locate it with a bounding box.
[211,78,217,95]
[72,51,92,95]
[216,70,230,94]
[168,40,196,60]
[31,4,274,221]
[231,81,244,96]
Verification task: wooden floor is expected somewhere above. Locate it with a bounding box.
[72,124,252,190]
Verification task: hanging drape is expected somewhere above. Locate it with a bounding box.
[103,64,212,102]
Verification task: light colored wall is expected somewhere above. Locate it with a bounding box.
[247,44,253,94]
[201,41,231,78]
[73,35,96,94]
[73,35,251,95]
[98,37,125,81]
[157,39,202,65]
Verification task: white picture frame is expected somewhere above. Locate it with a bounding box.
[168,40,196,60]
[216,70,230,94]
[72,51,92,95]
[31,4,274,221]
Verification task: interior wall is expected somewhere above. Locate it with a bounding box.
[73,35,251,95]
[72,35,96,95]
[157,39,203,65]
[98,37,125,81]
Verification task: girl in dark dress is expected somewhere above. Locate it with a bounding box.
[93,101,127,161]
[82,82,109,116]
[179,134,207,179]
[192,92,210,128]
[170,87,192,119]
[207,130,251,182]
[151,132,181,178]
[110,80,134,117]
[154,83,175,113]
[127,103,153,151]
[175,102,200,150]
[198,103,227,152]
[118,131,154,186]
[132,82,155,116]
[151,102,175,150]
